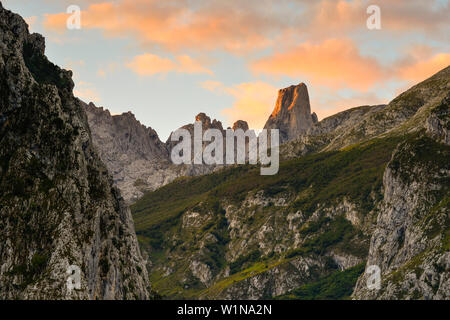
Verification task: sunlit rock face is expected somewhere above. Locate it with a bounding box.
[264,83,316,142]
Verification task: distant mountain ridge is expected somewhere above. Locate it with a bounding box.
[85,105,253,202]
[131,66,449,300]
[84,72,448,204]
[84,82,321,202]
[1,0,448,302]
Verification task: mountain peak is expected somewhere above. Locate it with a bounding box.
[195,112,211,125]
[264,82,315,142]
[194,112,224,131]
[232,120,249,131]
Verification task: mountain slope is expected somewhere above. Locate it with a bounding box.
[0,3,150,299]
[132,67,449,299]
[353,96,450,299]
[282,66,450,159]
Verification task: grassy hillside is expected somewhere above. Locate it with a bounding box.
[131,67,449,299]
[275,263,365,300]
[131,134,408,298]
[132,135,405,230]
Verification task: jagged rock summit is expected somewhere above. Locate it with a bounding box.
[232,120,249,131]
[132,66,450,300]
[85,102,168,162]
[84,102,174,202]
[0,3,150,299]
[264,83,317,142]
[84,107,252,203]
[85,107,223,202]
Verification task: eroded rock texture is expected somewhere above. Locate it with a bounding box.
[0,3,150,299]
[264,83,317,142]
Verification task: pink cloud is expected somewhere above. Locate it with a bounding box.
[127,53,212,76]
[43,0,281,53]
[200,80,278,129]
[252,38,385,91]
[396,53,450,83]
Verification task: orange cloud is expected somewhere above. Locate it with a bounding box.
[379,0,449,32]
[43,0,278,53]
[175,55,213,75]
[310,91,384,121]
[127,54,176,76]
[126,53,212,76]
[307,0,449,35]
[200,80,224,92]
[252,38,385,91]
[397,53,450,83]
[74,81,101,103]
[43,12,67,33]
[42,0,449,54]
[306,0,365,37]
[205,81,278,129]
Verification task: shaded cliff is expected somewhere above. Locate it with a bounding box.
[0,3,150,299]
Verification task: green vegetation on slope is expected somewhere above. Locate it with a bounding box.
[131,134,408,298]
[286,215,365,258]
[132,134,404,234]
[275,263,365,300]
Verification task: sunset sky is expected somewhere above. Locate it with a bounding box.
[3,0,449,139]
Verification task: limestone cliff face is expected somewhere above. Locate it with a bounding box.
[0,3,150,299]
[84,102,179,202]
[85,102,168,162]
[426,93,450,145]
[264,83,317,142]
[85,108,225,202]
[352,94,450,300]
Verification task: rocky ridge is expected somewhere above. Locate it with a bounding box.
[85,104,251,202]
[0,3,150,299]
[132,66,449,300]
[352,92,450,300]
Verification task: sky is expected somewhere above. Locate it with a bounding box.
[3,0,449,140]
